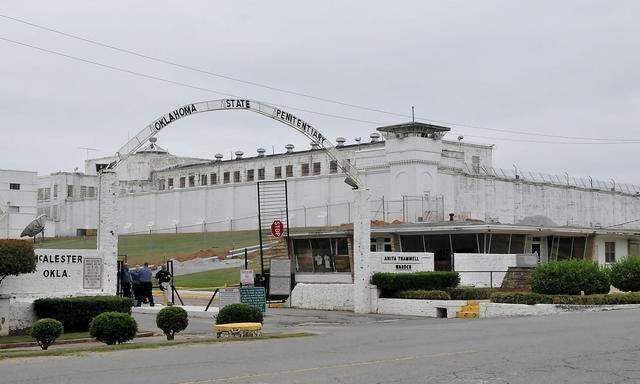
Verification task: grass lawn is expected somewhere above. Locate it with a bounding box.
[36,230,259,266]
[173,267,241,289]
[0,331,90,345]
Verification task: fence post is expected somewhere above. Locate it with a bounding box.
[326,204,330,227]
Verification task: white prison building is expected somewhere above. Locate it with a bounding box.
[35,122,640,266]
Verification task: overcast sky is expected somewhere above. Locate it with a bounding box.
[1,1,639,184]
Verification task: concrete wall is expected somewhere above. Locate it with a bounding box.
[593,235,629,265]
[374,297,467,318]
[289,283,354,311]
[453,253,536,287]
[0,169,37,239]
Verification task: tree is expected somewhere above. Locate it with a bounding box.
[0,239,37,285]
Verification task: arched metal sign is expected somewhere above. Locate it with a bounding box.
[107,99,362,188]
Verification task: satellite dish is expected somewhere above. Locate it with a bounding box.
[21,214,47,238]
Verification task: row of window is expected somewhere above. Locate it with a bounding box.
[158,161,341,190]
[39,185,95,200]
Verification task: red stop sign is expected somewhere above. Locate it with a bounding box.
[271,220,285,238]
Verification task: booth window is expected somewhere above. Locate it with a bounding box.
[400,235,425,252]
[293,237,350,273]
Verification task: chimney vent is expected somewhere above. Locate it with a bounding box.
[234,151,244,160]
[449,213,455,221]
[370,132,381,143]
[214,153,223,161]
[285,144,295,154]
[257,148,266,157]
[336,137,346,147]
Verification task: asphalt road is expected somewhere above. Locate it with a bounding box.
[3,308,640,384]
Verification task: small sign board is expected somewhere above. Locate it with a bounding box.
[83,258,102,289]
[240,269,254,285]
[219,288,240,309]
[240,287,266,313]
[269,258,291,296]
[270,219,285,238]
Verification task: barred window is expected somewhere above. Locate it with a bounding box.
[258,168,265,180]
[211,173,218,185]
[168,178,174,189]
[201,174,208,186]
[224,172,230,184]
[247,169,255,182]
[188,175,195,187]
[330,160,339,174]
[286,165,293,178]
[313,162,321,175]
[274,166,282,179]
[179,177,186,188]
[301,163,309,176]
[234,171,241,183]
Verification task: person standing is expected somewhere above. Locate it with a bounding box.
[138,263,154,307]
[155,265,173,306]
[131,265,141,306]
[120,263,132,299]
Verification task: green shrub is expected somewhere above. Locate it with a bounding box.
[490,291,640,305]
[370,272,460,295]
[0,239,37,284]
[216,303,263,325]
[34,296,133,331]
[156,307,189,340]
[530,260,609,295]
[89,312,138,345]
[447,287,498,300]
[396,290,451,300]
[490,292,550,305]
[609,256,640,292]
[30,318,64,350]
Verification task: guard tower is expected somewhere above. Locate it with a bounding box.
[377,122,450,199]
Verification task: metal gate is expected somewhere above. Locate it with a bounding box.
[256,181,290,291]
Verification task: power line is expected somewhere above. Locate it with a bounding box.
[605,218,640,228]
[2,12,640,143]
[2,35,640,146]
[0,36,383,126]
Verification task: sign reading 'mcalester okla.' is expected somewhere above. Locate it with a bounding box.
[0,249,101,295]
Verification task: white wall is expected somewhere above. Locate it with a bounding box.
[289,283,354,310]
[453,253,536,287]
[0,169,37,239]
[593,235,629,265]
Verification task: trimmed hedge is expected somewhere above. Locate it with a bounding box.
[216,303,263,325]
[530,260,609,295]
[156,306,189,340]
[490,291,640,305]
[396,290,451,300]
[34,296,133,331]
[30,318,63,350]
[609,256,640,292]
[447,287,498,300]
[0,239,37,283]
[89,312,138,345]
[370,272,460,294]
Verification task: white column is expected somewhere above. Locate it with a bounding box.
[97,171,119,295]
[353,188,371,313]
